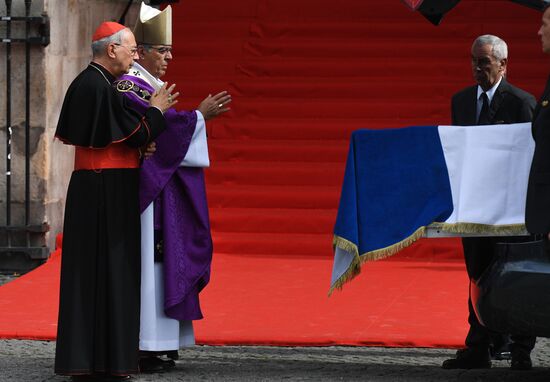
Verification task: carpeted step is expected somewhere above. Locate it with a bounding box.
[253,0,538,21]
[213,234,462,260]
[173,78,460,100]
[206,161,344,186]
[235,59,469,78]
[234,59,548,79]
[210,207,337,234]
[174,21,254,39]
[243,39,545,60]
[162,79,236,98]
[212,231,333,256]
[228,78,460,99]
[174,40,246,58]
[249,20,464,39]
[248,20,544,40]
[209,139,348,163]
[207,185,341,209]
[209,119,447,140]
[178,98,449,120]
[167,58,238,78]
[177,77,543,108]
[254,0,447,21]
[172,0,260,19]
[211,98,449,120]
[175,37,543,61]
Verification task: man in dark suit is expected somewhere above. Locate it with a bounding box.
[526,4,550,237]
[442,34,537,371]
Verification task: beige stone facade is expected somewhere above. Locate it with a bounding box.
[0,0,140,266]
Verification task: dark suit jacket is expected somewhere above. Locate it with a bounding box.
[451,78,536,126]
[526,76,550,233]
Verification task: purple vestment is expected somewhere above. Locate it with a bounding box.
[118,75,213,321]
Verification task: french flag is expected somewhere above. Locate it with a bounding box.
[330,123,534,293]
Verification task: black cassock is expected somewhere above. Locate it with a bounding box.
[54,62,165,376]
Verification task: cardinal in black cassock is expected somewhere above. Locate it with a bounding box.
[53,21,169,378]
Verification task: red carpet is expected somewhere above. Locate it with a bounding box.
[0,237,62,340]
[0,239,469,347]
[195,242,469,347]
[0,0,543,347]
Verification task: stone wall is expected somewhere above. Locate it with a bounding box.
[0,0,140,270]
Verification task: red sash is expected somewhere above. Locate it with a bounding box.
[74,144,139,170]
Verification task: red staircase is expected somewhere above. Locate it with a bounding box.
[167,0,547,260]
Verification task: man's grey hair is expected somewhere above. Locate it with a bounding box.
[91,28,127,57]
[472,34,508,61]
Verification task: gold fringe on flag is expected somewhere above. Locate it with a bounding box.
[329,226,426,296]
[329,222,528,296]
[429,222,527,235]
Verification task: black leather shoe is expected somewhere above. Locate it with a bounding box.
[490,342,512,360]
[139,356,176,373]
[166,350,179,360]
[490,334,512,360]
[441,348,491,369]
[492,350,512,360]
[511,350,532,371]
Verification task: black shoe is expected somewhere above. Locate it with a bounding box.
[139,356,176,373]
[511,349,532,371]
[490,334,512,360]
[442,348,491,369]
[492,350,512,360]
[166,350,179,360]
[490,342,512,360]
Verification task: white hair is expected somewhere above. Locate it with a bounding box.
[472,34,508,61]
[91,28,127,57]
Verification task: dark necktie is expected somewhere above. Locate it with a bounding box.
[477,92,490,125]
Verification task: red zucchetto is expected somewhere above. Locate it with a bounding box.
[92,21,126,42]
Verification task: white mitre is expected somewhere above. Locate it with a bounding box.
[133,2,172,45]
